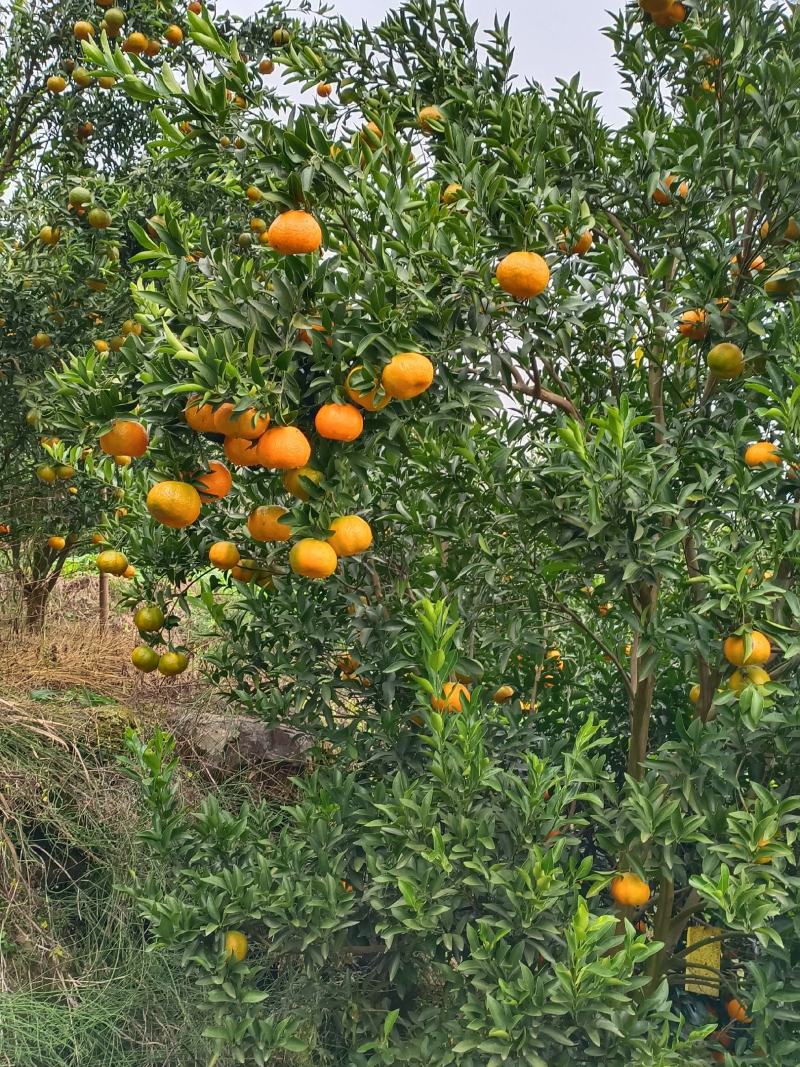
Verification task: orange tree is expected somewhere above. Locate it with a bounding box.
[0,0,279,627]
[40,0,800,1063]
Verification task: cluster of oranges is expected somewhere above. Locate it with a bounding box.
[130,603,190,676]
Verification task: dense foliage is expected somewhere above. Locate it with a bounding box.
[5,0,800,1063]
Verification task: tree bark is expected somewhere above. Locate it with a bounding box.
[99,572,109,631]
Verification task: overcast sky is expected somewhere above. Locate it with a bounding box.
[230,0,629,117]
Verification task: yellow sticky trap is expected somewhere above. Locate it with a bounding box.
[685,925,722,996]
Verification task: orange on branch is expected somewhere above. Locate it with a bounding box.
[345,367,390,411]
[723,630,771,667]
[326,515,372,557]
[266,211,322,254]
[381,352,434,400]
[208,541,240,570]
[256,426,311,469]
[495,251,550,299]
[184,397,217,432]
[289,538,338,579]
[194,461,232,502]
[610,872,651,907]
[146,481,201,529]
[247,505,292,542]
[431,681,470,713]
[315,403,364,442]
[212,403,269,439]
[678,308,709,340]
[96,550,128,575]
[99,419,149,457]
[744,442,780,467]
[224,436,261,467]
[283,466,322,500]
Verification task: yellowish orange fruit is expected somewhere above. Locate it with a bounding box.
[266,210,322,254]
[326,515,372,557]
[256,426,311,469]
[744,441,780,467]
[495,251,550,299]
[678,308,709,340]
[609,872,650,907]
[723,630,771,667]
[99,419,149,457]
[707,342,744,380]
[208,541,240,570]
[431,681,470,713]
[315,402,364,442]
[289,538,338,578]
[282,466,322,500]
[224,930,248,961]
[146,481,202,529]
[247,505,292,542]
[96,549,128,575]
[381,352,434,400]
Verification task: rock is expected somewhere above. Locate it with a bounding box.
[173,710,311,770]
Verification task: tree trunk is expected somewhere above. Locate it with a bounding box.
[99,572,109,631]
[24,579,50,632]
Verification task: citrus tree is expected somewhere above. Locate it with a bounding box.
[39,0,800,1063]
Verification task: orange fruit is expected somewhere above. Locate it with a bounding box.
[689,683,701,704]
[123,565,136,578]
[47,75,67,93]
[345,366,390,411]
[195,461,233,501]
[184,396,218,432]
[224,930,248,961]
[707,342,744,379]
[442,183,463,204]
[288,538,338,578]
[99,419,149,457]
[146,481,202,529]
[315,402,364,442]
[678,308,709,340]
[361,120,382,143]
[158,651,189,676]
[317,82,332,97]
[282,466,322,500]
[131,646,159,672]
[224,436,261,467]
[381,352,434,400]
[493,684,514,704]
[609,872,651,907]
[259,58,275,74]
[91,533,106,545]
[165,24,183,45]
[209,541,240,569]
[418,105,443,132]
[266,211,322,254]
[96,549,128,575]
[145,38,161,56]
[496,251,550,299]
[431,681,470,713]
[123,31,148,54]
[726,999,752,1024]
[653,174,688,205]
[744,441,780,467]
[247,505,292,542]
[723,630,771,667]
[73,20,95,39]
[729,666,770,694]
[32,332,52,349]
[47,535,66,551]
[134,605,165,632]
[212,403,269,439]
[639,0,674,11]
[326,515,372,557]
[36,464,57,483]
[651,2,686,26]
[114,454,131,467]
[559,230,593,255]
[297,323,332,346]
[256,426,311,469]
[760,216,800,242]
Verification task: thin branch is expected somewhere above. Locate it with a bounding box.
[509,365,583,423]
[544,600,635,700]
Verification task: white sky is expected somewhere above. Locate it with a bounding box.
[230,0,628,117]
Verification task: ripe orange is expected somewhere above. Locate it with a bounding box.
[381,352,434,400]
[32,332,52,349]
[158,651,189,676]
[188,0,202,12]
[73,19,95,38]
[247,505,292,542]
[326,515,372,557]
[282,466,322,500]
[224,930,248,961]
[145,38,161,56]
[431,681,470,713]
[96,549,128,575]
[256,426,311,469]
[314,403,364,442]
[131,645,159,672]
[345,366,391,411]
[317,82,332,97]
[47,75,67,93]
[266,211,322,254]
[361,121,382,143]
[707,342,744,379]
[47,535,66,551]
[146,481,202,529]
[442,183,463,204]
[165,24,183,45]
[639,0,674,11]
[288,538,338,578]
[744,441,780,467]
[678,308,709,340]
[297,323,332,345]
[559,230,593,255]
[418,105,443,132]
[609,872,651,907]
[194,461,233,502]
[91,533,106,545]
[114,454,131,467]
[184,396,217,432]
[123,565,136,578]
[653,174,688,205]
[99,419,149,457]
[123,31,148,54]
[36,464,56,483]
[224,435,261,467]
[212,403,269,439]
[493,684,514,704]
[760,216,800,242]
[723,630,771,667]
[208,541,240,569]
[496,250,550,299]
[259,58,275,74]
[651,2,686,26]
[134,605,165,632]
[725,999,752,1024]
